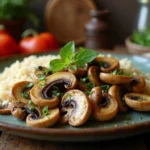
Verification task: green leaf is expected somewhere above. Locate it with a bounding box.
[42,106,49,116]
[73,48,99,66]
[60,41,75,63]
[50,59,68,72]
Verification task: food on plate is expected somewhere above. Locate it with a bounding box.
[0,41,150,128]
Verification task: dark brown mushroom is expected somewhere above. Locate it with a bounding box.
[60,90,92,126]
[30,72,77,108]
[11,81,34,104]
[94,56,119,72]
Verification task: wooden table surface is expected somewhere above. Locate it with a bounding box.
[0,47,149,150]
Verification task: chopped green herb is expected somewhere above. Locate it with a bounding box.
[44,69,51,75]
[28,100,34,105]
[42,106,49,116]
[80,76,89,83]
[26,82,34,88]
[21,93,28,99]
[86,82,95,89]
[67,93,71,99]
[29,106,35,111]
[111,69,133,76]
[85,89,94,95]
[37,74,46,81]
[139,116,143,120]
[124,121,129,125]
[101,84,111,93]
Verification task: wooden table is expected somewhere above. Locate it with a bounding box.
[0,47,149,150]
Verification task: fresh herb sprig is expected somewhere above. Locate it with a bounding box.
[50,41,99,72]
[111,69,133,76]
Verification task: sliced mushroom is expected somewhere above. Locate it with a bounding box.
[68,65,87,77]
[26,108,60,128]
[0,100,11,114]
[12,81,34,104]
[108,85,128,112]
[94,56,119,72]
[33,66,52,82]
[131,76,146,93]
[11,101,41,120]
[124,93,150,111]
[89,87,118,121]
[30,72,77,108]
[100,73,133,85]
[60,90,92,126]
[88,66,101,86]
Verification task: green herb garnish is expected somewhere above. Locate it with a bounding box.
[37,74,46,81]
[101,84,111,93]
[42,106,49,116]
[131,28,150,46]
[86,82,95,89]
[111,69,133,76]
[39,80,46,86]
[50,41,99,72]
[21,93,28,99]
[26,82,34,88]
[44,69,51,75]
[29,106,35,111]
[28,100,34,105]
[69,65,77,71]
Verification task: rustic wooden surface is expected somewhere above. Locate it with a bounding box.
[0,47,149,150]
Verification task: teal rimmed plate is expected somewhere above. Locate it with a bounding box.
[0,53,150,142]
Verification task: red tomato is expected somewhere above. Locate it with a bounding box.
[0,33,18,56]
[19,32,59,54]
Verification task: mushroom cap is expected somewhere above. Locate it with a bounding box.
[88,66,101,86]
[108,85,128,112]
[89,90,118,121]
[30,72,77,108]
[11,81,33,104]
[61,90,92,126]
[26,108,60,128]
[131,76,146,93]
[94,56,119,72]
[11,107,26,120]
[124,93,150,111]
[100,73,133,85]
[0,103,11,114]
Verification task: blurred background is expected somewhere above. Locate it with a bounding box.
[0,0,150,56]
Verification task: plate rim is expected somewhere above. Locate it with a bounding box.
[0,52,150,140]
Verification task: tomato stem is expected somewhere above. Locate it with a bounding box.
[22,29,38,38]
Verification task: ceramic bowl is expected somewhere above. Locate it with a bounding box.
[125,36,150,54]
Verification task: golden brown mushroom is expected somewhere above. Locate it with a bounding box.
[0,100,11,114]
[124,93,150,111]
[94,56,119,72]
[30,72,77,108]
[88,66,101,86]
[11,81,34,104]
[26,108,60,128]
[131,76,146,93]
[89,87,118,121]
[60,90,92,126]
[108,85,128,112]
[100,73,133,85]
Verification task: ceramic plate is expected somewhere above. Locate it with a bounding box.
[0,53,150,142]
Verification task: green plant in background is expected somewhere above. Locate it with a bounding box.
[131,28,150,46]
[0,0,39,27]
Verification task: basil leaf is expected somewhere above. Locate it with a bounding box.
[73,48,99,66]
[50,59,68,72]
[60,41,75,63]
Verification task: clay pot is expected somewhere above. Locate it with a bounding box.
[125,36,150,54]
